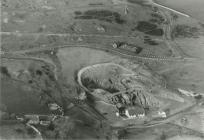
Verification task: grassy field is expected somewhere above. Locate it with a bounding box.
[57,47,119,86]
[0,58,61,115]
[1,77,50,114]
[1,0,173,58]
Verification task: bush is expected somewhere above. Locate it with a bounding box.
[74,11,82,15]
[75,10,126,24]
[171,25,199,38]
[136,21,157,32]
[0,66,10,77]
[135,21,164,36]
[146,28,164,36]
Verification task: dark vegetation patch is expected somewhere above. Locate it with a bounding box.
[149,13,165,24]
[15,128,24,133]
[171,25,199,38]
[38,26,44,32]
[160,132,167,140]
[27,127,36,137]
[171,13,179,20]
[135,21,157,32]
[127,0,145,5]
[194,95,202,100]
[146,28,164,36]
[36,69,43,76]
[1,0,8,7]
[144,36,159,45]
[149,19,158,23]
[134,21,164,36]
[26,63,63,107]
[74,11,82,15]
[88,3,104,6]
[75,10,126,24]
[0,66,10,77]
[81,77,119,93]
[200,23,204,28]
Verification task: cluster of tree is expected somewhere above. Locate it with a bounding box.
[171,25,199,39]
[149,13,165,25]
[74,10,126,24]
[133,21,164,36]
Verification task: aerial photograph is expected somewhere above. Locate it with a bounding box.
[1,0,204,139]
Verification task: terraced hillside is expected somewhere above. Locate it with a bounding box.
[77,63,195,127]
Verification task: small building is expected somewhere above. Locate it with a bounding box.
[95,25,106,32]
[40,120,51,126]
[48,103,60,111]
[112,41,143,54]
[112,43,118,48]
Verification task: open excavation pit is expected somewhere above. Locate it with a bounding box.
[77,63,189,124]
